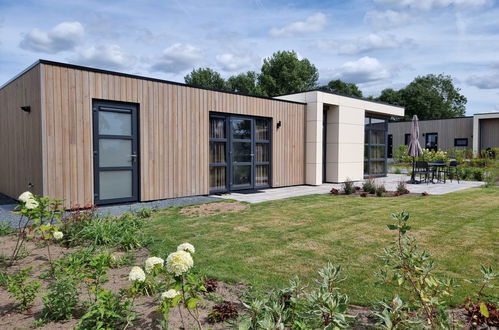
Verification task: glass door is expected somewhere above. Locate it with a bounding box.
[93,101,139,204]
[230,117,253,190]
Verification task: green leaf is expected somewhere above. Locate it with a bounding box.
[387,224,398,230]
[479,302,489,318]
[186,297,198,309]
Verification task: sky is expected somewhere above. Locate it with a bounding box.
[1,0,499,115]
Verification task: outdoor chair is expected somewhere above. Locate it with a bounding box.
[414,161,430,183]
[445,160,460,183]
[434,160,447,183]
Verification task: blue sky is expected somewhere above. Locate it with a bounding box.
[1,0,499,114]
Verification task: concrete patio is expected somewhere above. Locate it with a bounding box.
[213,174,484,203]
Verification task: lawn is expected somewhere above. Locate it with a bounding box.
[145,187,499,306]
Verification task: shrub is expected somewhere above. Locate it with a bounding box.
[362,176,376,194]
[75,290,135,330]
[0,222,14,236]
[239,263,351,329]
[470,158,490,168]
[396,180,410,195]
[2,266,41,311]
[136,207,153,218]
[342,178,355,195]
[41,276,79,322]
[374,212,458,328]
[330,188,339,195]
[393,167,402,174]
[208,301,239,323]
[204,277,218,293]
[375,183,386,197]
[394,145,411,163]
[77,213,149,251]
[60,206,97,247]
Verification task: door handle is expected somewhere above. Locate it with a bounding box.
[130,153,137,163]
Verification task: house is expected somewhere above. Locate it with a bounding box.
[387,114,499,157]
[0,60,403,208]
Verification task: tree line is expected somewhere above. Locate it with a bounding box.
[184,50,467,120]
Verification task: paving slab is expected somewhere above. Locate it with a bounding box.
[213,174,484,203]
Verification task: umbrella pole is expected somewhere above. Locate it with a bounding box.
[411,156,416,183]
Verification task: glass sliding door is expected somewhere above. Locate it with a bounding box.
[364,116,388,177]
[209,114,271,193]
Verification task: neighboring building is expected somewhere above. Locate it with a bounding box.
[388,114,499,157]
[0,60,403,208]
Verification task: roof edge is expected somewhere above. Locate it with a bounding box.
[0,60,41,89]
[389,115,473,123]
[276,88,405,110]
[24,60,303,105]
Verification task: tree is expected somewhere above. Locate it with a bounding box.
[226,71,263,96]
[399,74,466,120]
[376,74,467,120]
[258,50,318,96]
[377,88,403,106]
[184,68,226,90]
[319,79,363,98]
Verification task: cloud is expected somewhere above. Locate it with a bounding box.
[270,12,327,37]
[75,44,135,70]
[374,0,493,11]
[467,70,499,89]
[20,21,84,53]
[335,56,392,83]
[330,34,415,55]
[364,10,411,29]
[216,53,257,71]
[151,43,203,73]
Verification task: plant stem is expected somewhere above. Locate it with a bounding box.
[10,215,27,266]
[181,276,202,330]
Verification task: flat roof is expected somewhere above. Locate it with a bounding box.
[1,59,307,106]
[389,116,473,123]
[276,88,405,110]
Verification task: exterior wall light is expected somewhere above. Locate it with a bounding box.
[277,120,282,129]
[20,106,31,112]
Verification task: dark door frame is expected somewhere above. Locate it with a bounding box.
[208,112,272,193]
[92,100,139,205]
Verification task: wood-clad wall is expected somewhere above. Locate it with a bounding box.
[0,66,43,200]
[388,117,473,152]
[480,118,499,149]
[40,63,306,208]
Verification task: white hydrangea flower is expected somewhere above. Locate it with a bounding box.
[18,191,34,203]
[53,231,64,240]
[177,243,195,254]
[166,250,193,276]
[145,256,164,273]
[128,266,146,282]
[161,289,180,299]
[25,198,39,209]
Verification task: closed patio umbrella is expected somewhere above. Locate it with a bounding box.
[407,115,423,184]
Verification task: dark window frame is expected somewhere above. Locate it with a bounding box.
[209,112,272,193]
[364,116,388,178]
[404,133,411,146]
[454,138,468,147]
[425,132,438,151]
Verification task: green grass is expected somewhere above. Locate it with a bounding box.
[144,187,499,306]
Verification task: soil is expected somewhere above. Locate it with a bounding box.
[0,234,247,330]
[0,234,484,330]
[180,201,249,217]
[330,187,426,198]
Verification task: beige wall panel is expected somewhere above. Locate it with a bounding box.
[480,118,499,149]
[40,64,305,207]
[0,65,43,200]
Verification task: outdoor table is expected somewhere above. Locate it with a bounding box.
[428,162,447,183]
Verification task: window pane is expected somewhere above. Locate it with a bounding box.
[232,119,251,139]
[370,161,385,175]
[210,118,225,139]
[371,118,386,124]
[256,165,269,186]
[99,139,132,167]
[364,146,368,158]
[99,170,132,199]
[210,142,226,163]
[233,142,251,162]
[210,167,226,190]
[99,111,131,136]
[256,120,269,140]
[370,130,385,144]
[256,143,269,162]
[233,165,251,187]
[370,146,385,159]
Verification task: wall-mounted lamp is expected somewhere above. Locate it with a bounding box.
[20,106,31,113]
[276,120,282,129]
